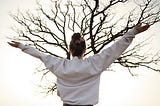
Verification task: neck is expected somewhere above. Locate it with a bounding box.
[73,55,83,59]
[78,56,83,59]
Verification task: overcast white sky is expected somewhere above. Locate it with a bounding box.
[0,0,160,106]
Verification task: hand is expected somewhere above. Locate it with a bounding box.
[8,41,20,48]
[135,23,150,33]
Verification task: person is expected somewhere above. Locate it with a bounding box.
[8,23,150,106]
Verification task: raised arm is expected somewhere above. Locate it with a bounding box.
[87,23,150,73]
[8,41,47,61]
[8,41,64,72]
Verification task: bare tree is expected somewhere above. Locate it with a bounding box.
[10,0,160,94]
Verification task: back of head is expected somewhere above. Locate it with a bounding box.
[69,33,86,57]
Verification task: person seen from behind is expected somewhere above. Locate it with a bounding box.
[8,23,150,106]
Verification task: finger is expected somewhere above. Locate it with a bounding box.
[143,24,150,29]
[145,23,150,28]
[12,41,18,43]
[8,41,13,44]
[7,42,11,45]
[8,42,14,46]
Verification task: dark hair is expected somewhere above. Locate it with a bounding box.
[69,33,86,57]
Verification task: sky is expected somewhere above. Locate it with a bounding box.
[0,0,160,106]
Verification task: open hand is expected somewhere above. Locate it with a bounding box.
[135,23,150,33]
[8,41,20,48]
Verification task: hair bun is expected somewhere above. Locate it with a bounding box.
[72,33,81,41]
[70,33,86,57]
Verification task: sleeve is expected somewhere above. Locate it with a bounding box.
[87,28,138,73]
[18,44,62,72]
[18,43,48,61]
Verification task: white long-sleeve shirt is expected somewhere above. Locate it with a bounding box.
[18,28,138,105]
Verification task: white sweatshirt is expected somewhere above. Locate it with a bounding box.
[18,28,138,105]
